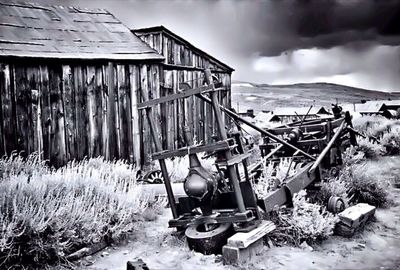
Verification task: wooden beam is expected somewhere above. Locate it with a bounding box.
[152,139,231,160]
[137,85,223,109]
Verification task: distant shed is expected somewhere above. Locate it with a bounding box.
[381,100,400,111]
[133,25,234,149]
[272,106,331,122]
[356,101,385,115]
[0,1,165,166]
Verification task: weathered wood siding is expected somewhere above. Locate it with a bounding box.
[0,61,162,166]
[136,31,232,150]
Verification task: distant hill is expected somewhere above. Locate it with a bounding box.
[232,82,400,113]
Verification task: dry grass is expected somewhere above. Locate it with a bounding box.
[0,155,159,269]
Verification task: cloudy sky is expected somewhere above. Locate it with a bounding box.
[42,0,400,91]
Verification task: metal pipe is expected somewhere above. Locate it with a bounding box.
[196,93,316,161]
[308,120,346,175]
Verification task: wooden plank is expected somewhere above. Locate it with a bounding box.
[162,34,168,59]
[172,70,178,149]
[2,65,14,154]
[129,64,141,165]
[62,65,75,160]
[14,65,29,155]
[106,62,117,159]
[137,84,214,109]
[0,64,13,155]
[87,66,98,158]
[0,65,5,155]
[101,65,108,158]
[123,64,133,162]
[151,65,161,153]
[116,65,126,159]
[152,139,231,160]
[26,66,37,155]
[39,65,51,161]
[115,65,122,159]
[177,70,185,147]
[95,66,103,157]
[196,71,204,143]
[167,36,173,64]
[48,65,66,166]
[140,64,150,164]
[164,70,174,150]
[227,221,276,249]
[73,66,87,160]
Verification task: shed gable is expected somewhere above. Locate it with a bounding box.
[133,25,234,73]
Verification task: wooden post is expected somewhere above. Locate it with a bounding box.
[107,62,117,159]
[139,82,178,219]
[205,68,246,213]
[129,65,141,165]
[87,66,98,158]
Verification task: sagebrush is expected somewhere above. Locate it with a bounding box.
[0,155,160,268]
[268,190,338,246]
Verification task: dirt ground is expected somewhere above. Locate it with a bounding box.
[83,157,400,270]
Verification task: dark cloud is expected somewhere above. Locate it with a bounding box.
[249,0,400,56]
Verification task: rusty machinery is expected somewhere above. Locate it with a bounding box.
[137,69,364,255]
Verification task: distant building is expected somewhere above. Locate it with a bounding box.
[271,106,331,122]
[356,100,400,118]
[238,109,255,118]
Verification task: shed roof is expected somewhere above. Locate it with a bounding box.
[133,25,234,72]
[382,100,400,106]
[356,101,385,113]
[0,2,163,60]
[273,106,330,116]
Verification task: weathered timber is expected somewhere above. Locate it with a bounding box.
[137,84,214,109]
[106,62,117,159]
[87,66,98,158]
[62,65,75,160]
[152,139,232,160]
[114,65,122,158]
[227,221,275,249]
[95,66,104,157]
[129,65,141,165]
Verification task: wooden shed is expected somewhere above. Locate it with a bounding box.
[0,2,165,166]
[133,26,234,150]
